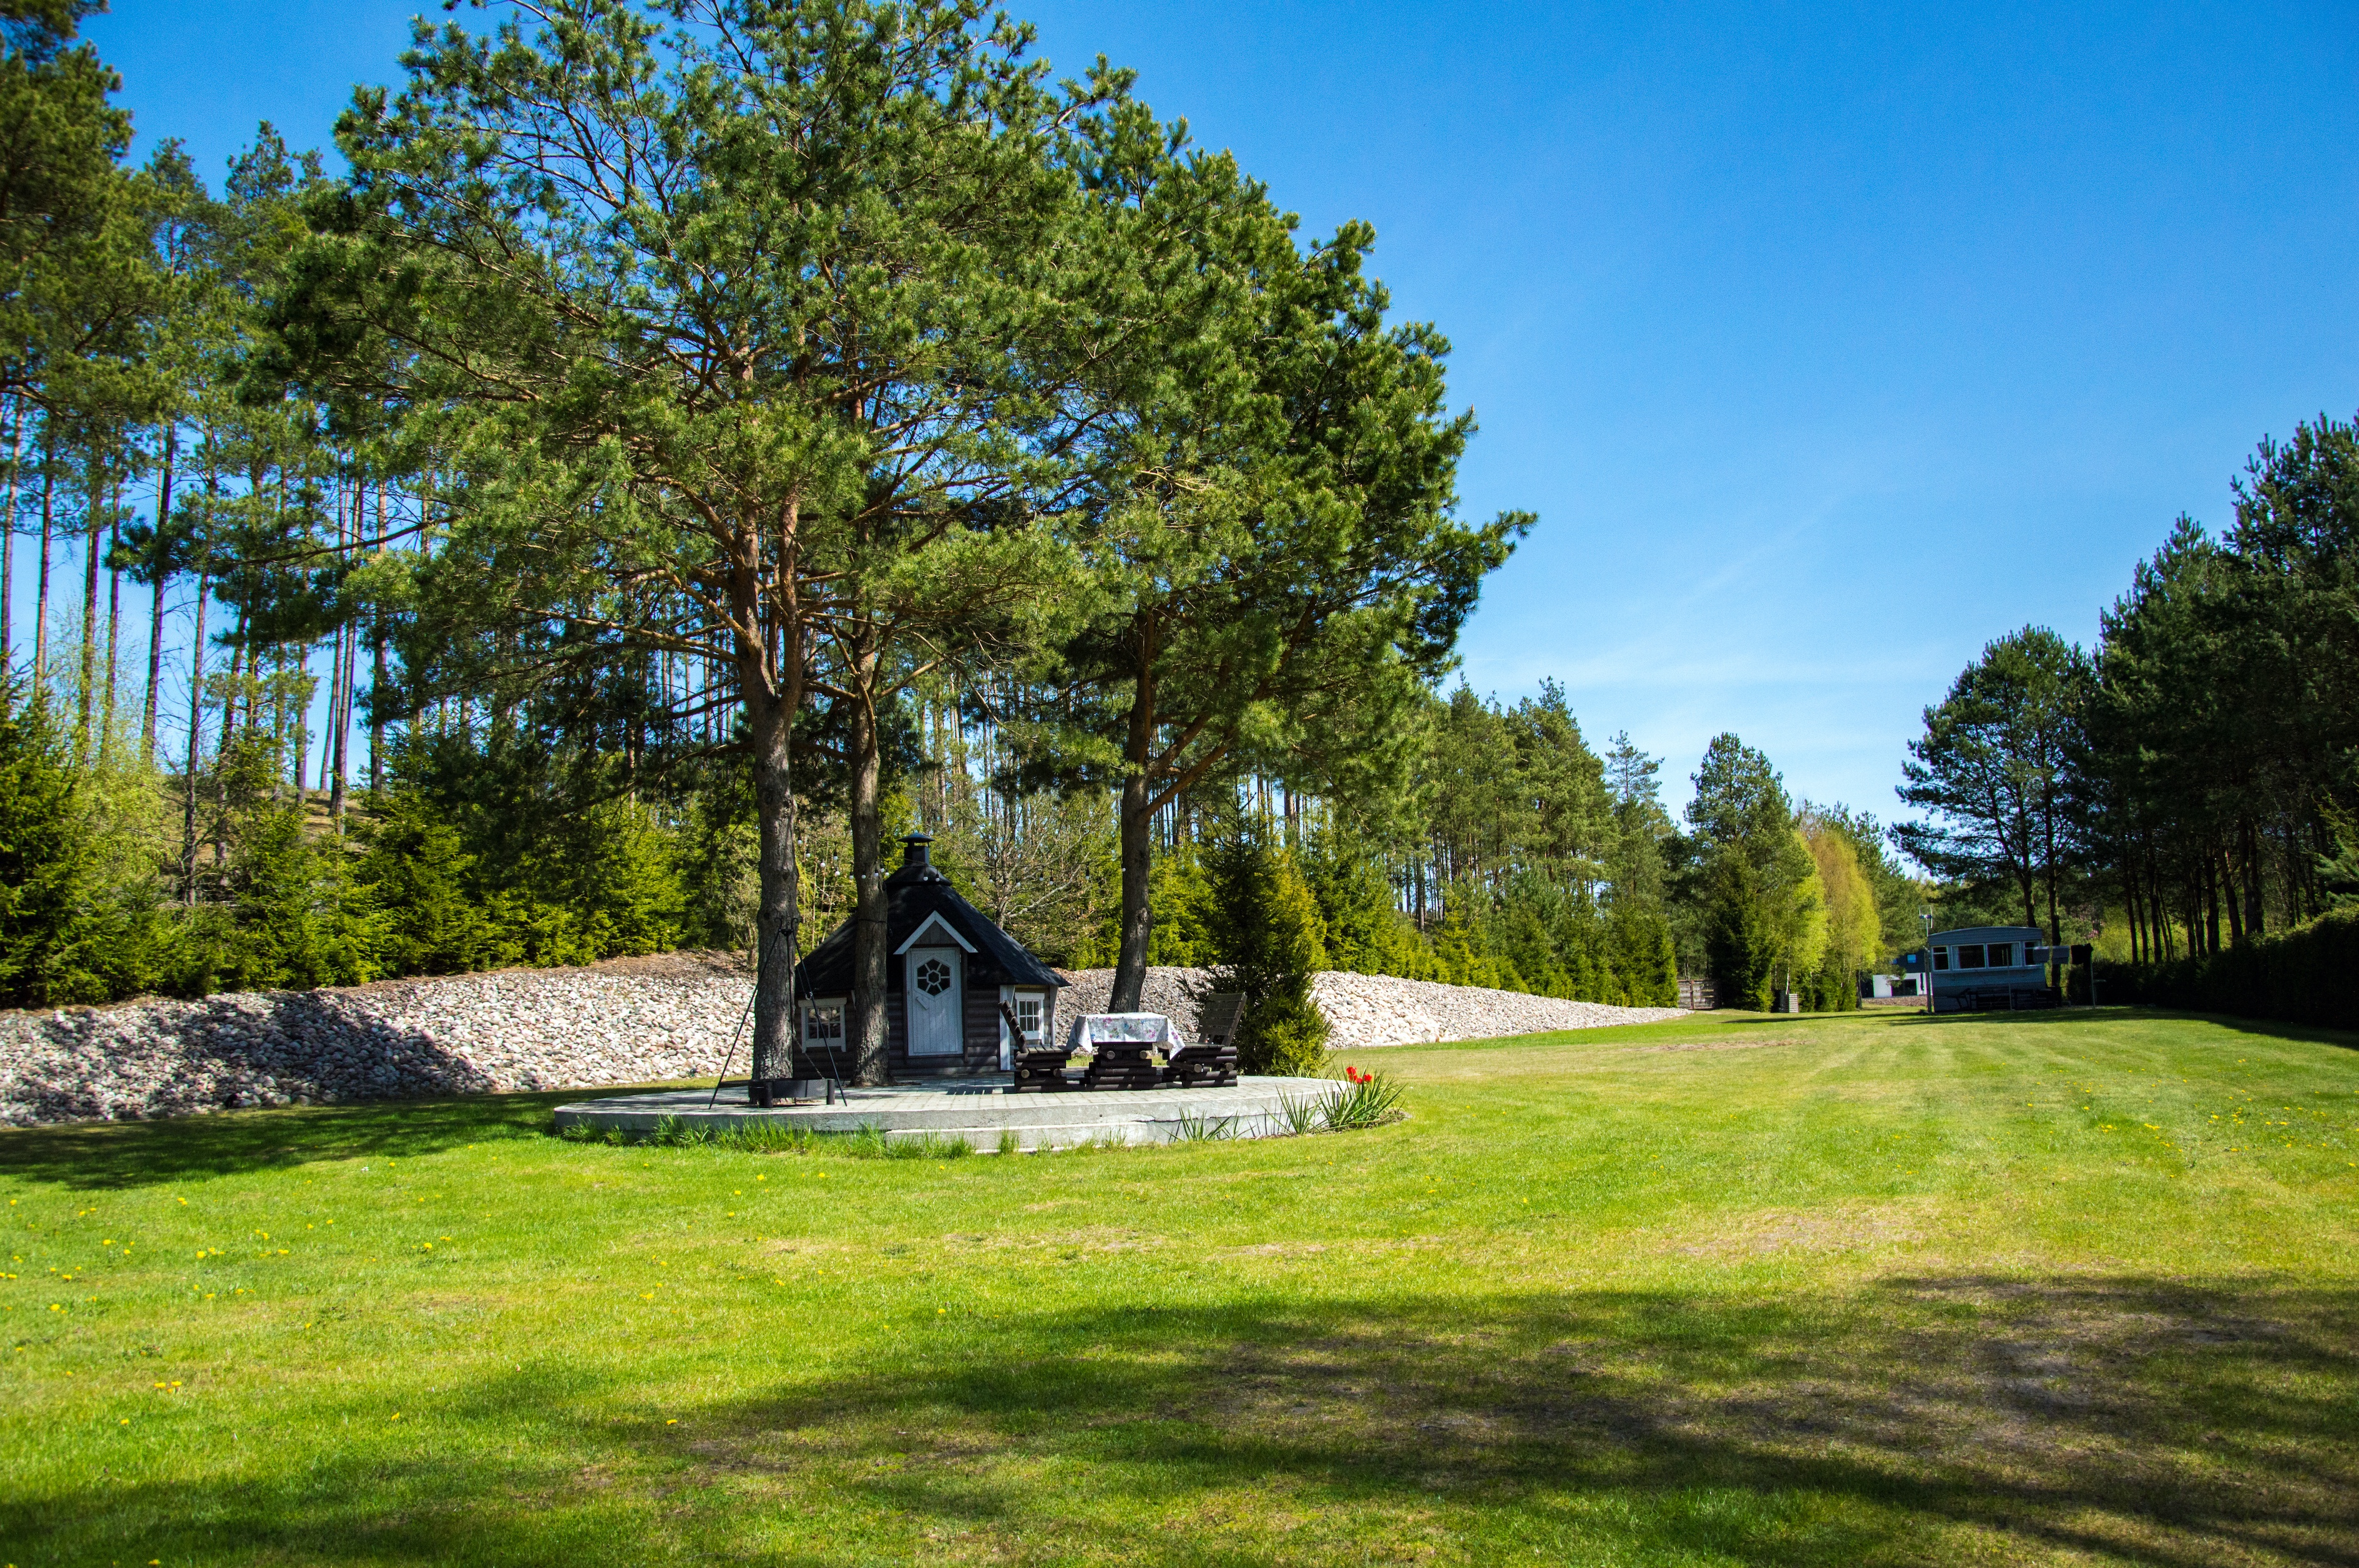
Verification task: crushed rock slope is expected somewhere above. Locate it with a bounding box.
[2,956,1684,1128]
[0,953,750,1128]
[1053,967,1684,1048]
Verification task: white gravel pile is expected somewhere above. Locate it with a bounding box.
[0,955,753,1128]
[1053,965,1686,1050]
[1,955,1687,1129]
[1309,971,1686,1049]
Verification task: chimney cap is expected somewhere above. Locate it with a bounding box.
[899,832,934,864]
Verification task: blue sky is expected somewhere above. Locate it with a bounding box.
[67,0,2359,827]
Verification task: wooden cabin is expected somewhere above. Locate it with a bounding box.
[790,834,1067,1082]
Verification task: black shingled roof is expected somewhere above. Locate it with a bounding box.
[793,835,1067,997]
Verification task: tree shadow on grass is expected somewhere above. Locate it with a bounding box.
[4,1273,2352,1565]
[0,1087,615,1191]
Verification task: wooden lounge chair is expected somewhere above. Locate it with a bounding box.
[1161,1042,1239,1088]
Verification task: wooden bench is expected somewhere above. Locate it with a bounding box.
[1161,1043,1239,1088]
[1082,1041,1163,1091]
[1012,1048,1078,1093]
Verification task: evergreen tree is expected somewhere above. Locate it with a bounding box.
[0,671,115,1004]
[1687,733,1820,1009]
[1202,820,1330,1075]
[1895,626,2089,942]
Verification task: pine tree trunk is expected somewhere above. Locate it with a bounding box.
[105,509,120,753]
[33,433,52,684]
[368,481,386,795]
[80,472,100,749]
[847,655,891,1086]
[1110,630,1160,1013]
[288,640,306,794]
[182,570,206,905]
[742,607,803,1107]
[369,622,386,795]
[144,424,175,763]
[2241,817,2264,938]
[323,616,344,821]
[217,606,243,870]
[329,615,350,825]
[0,397,19,664]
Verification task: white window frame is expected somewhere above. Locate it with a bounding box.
[999,985,1048,1070]
[799,996,847,1049]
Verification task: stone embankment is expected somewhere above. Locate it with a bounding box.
[0,953,751,1129]
[1308,971,1686,1048]
[1053,966,1685,1049]
[2,957,1686,1129]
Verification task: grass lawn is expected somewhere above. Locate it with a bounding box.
[4,1006,2357,1566]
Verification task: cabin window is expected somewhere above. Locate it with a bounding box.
[1933,947,1949,970]
[1986,942,2015,967]
[1955,945,1986,969]
[804,1002,843,1042]
[1015,993,1043,1042]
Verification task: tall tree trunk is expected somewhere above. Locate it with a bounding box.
[368,480,387,795]
[2220,844,2244,947]
[369,620,386,795]
[144,423,175,762]
[741,598,803,1107]
[2041,797,2061,987]
[2132,849,2151,962]
[0,397,19,663]
[330,615,350,825]
[2241,817,2265,938]
[217,605,243,872]
[182,569,206,905]
[846,643,891,1086]
[323,616,344,821]
[1110,626,1160,1013]
[33,432,52,684]
[104,495,120,754]
[80,469,100,749]
[291,635,310,796]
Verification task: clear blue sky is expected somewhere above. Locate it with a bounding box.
[75,0,2359,829]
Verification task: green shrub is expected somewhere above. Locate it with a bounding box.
[2111,907,2358,1029]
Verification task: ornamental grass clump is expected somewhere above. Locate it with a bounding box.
[1321,1064,1407,1131]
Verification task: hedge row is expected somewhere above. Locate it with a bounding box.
[2106,905,2358,1030]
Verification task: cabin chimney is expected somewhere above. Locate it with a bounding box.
[899,833,933,867]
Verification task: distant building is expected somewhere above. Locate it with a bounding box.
[1924,925,2058,1011]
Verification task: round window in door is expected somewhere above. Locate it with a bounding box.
[906,948,962,1056]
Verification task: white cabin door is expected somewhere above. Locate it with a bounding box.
[906,947,963,1057]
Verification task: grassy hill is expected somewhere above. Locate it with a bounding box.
[4,1006,2355,1565]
